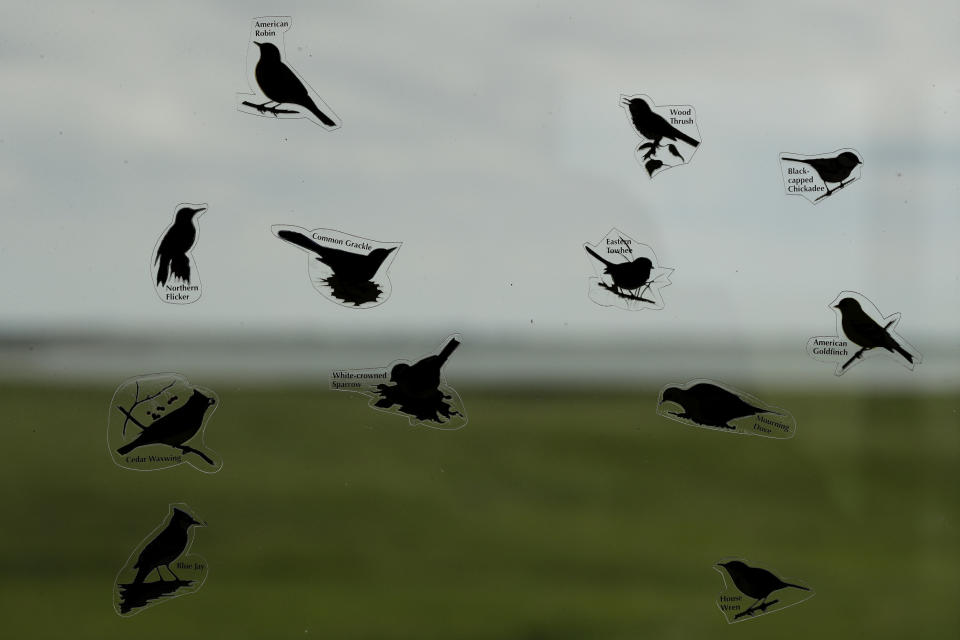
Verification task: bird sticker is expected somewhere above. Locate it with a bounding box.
[807,291,921,376]
[621,94,701,177]
[779,149,863,203]
[331,335,467,430]
[657,379,796,439]
[237,16,340,129]
[114,504,208,616]
[108,373,222,472]
[273,225,401,308]
[151,203,206,304]
[714,558,813,623]
[584,229,673,310]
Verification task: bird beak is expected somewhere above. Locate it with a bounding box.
[192,517,207,527]
[254,41,263,47]
[192,207,206,217]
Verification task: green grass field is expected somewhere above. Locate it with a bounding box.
[1,384,957,638]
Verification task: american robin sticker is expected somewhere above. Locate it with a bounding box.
[272,225,401,308]
[237,16,340,129]
[620,94,701,178]
[807,291,921,375]
[779,149,863,203]
[151,203,207,304]
[108,373,222,472]
[114,503,208,617]
[714,558,814,623]
[584,229,673,310]
[331,334,467,430]
[656,379,796,439]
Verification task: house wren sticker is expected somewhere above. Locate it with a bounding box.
[237,16,340,129]
[151,203,206,304]
[114,504,208,617]
[621,94,701,177]
[272,225,401,308]
[332,334,467,430]
[108,373,221,472]
[807,291,921,375]
[657,379,796,438]
[779,149,862,203]
[584,229,673,310]
[715,558,814,623]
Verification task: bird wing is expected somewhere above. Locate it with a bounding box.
[262,60,311,103]
[689,383,765,422]
[842,308,890,346]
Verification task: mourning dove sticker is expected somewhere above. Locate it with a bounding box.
[108,373,222,472]
[584,228,673,310]
[779,149,862,203]
[151,203,206,304]
[237,16,340,129]
[114,503,208,617]
[272,225,401,308]
[331,334,467,430]
[807,291,921,375]
[657,379,796,439]
[715,558,814,623]
[620,93,701,177]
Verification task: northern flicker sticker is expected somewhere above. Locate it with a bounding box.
[620,93,701,177]
[151,203,206,304]
[114,503,208,617]
[108,374,221,472]
[272,225,401,308]
[237,16,340,129]
[331,334,467,430]
[584,228,673,310]
[807,291,921,375]
[656,379,796,439]
[779,149,863,203]
[714,558,814,623]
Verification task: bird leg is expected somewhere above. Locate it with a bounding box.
[165,564,181,582]
[734,598,779,619]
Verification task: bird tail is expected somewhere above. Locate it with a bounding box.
[304,97,337,127]
[781,157,809,163]
[156,258,169,287]
[117,439,142,455]
[169,254,190,283]
[674,130,700,148]
[437,338,461,365]
[782,582,810,591]
[584,246,614,267]
[277,229,326,256]
[893,343,914,364]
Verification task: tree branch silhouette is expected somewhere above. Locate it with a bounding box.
[242,100,298,116]
[121,381,175,436]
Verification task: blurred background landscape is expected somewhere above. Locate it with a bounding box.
[1,0,958,637]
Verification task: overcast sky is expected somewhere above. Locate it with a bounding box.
[1,0,958,343]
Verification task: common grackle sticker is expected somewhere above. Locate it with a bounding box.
[584,229,673,310]
[807,291,921,376]
[108,373,221,472]
[331,334,467,430]
[151,203,206,304]
[237,16,340,129]
[656,379,796,439]
[779,149,863,203]
[272,225,401,308]
[620,93,701,178]
[714,558,814,623]
[114,503,208,617]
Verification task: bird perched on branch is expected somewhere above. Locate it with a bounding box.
[834,297,913,364]
[623,97,699,154]
[585,245,653,300]
[717,560,809,616]
[253,42,337,127]
[117,389,215,457]
[781,152,861,190]
[155,207,204,287]
[660,383,774,429]
[133,508,204,584]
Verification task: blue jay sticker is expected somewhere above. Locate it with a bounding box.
[584,228,673,310]
[621,93,701,178]
[151,203,207,304]
[331,334,467,430]
[237,16,340,129]
[715,558,814,623]
[657,379,796,439]
[272,225,401,309]
[779,149,863,204]
[114,503,208,617]
[108,373,222,473]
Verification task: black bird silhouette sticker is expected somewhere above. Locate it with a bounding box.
[109,374,222,472]
[715,559,813,622]
[115,504,208,616]
[657,380,796,438]
[780,149,863,203]
[621,94,701,177]
[238,17,339,128]
[273,225,401,308]
[152,203,206,304]
[584,229,673,310]
[808,291,921,375]
[331,335,467,429]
